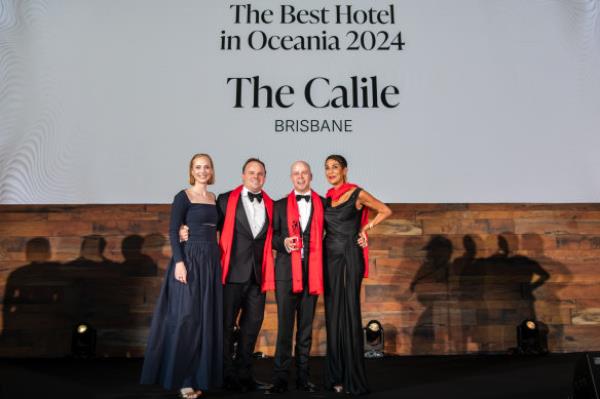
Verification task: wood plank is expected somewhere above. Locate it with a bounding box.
[422,219,515,235]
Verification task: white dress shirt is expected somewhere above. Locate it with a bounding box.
[295,190,312,258]
[295,190,311,233]
[241,187,266,238]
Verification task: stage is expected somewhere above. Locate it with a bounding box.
[0,354,578,398]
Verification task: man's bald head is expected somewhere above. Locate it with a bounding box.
[290,160,311,174]
[290,160,312,194]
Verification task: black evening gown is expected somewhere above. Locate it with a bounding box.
[141,190,223,390]
[323,188,369,395]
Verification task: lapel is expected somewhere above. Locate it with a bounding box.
[235,196,253,237]
[282,201,290,237]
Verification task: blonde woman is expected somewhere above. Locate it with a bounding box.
[141,154,222,398]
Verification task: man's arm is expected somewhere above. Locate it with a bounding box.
[216,192,229,233]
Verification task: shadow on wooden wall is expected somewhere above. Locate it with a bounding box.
[408,233,571,354]
[1,233,166,357]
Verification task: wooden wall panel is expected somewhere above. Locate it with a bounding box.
[1,203,600,357]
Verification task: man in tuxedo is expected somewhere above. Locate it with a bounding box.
[266,161,325,394]
[218,158,277,391]
[180,157,275,392]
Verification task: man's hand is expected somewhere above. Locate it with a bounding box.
[284,236,299,253]
[179,225,189,242]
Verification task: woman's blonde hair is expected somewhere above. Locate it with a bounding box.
[189,153,215,185]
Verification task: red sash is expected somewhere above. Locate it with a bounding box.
[219,185,275,292]
[326,183,369,278]
[286,190,324,295]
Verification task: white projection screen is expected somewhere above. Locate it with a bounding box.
[1,0,599,204]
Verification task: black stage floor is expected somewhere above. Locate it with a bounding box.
[0,354,580,399]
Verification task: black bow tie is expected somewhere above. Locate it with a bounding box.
[248,192,263,203]
[296,194,310,202]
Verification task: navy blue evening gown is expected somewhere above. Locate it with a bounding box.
[141,190,223,390]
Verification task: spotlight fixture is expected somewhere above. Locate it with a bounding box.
[71,322,96,358]
[526,320,536,330]
[516,319,548,355]
[364,320,384,358]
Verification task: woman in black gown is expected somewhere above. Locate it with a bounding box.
[323,155,392,395]
[141,153,223,399]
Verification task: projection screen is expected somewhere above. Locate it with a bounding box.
[1,0,599,203]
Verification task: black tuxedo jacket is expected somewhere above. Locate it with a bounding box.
[217,191,269,284]
[272,195,326,282]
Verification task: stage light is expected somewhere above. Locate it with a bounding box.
[526,321,536,330]
[71,322,96,358]
[364,320,384,358]
[516,319,548,355]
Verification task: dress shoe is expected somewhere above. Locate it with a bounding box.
[296,380,318,392]
[240,378,273,392]
[333,384,344,394]
[264,382,287,395]
[256,379,274,391]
